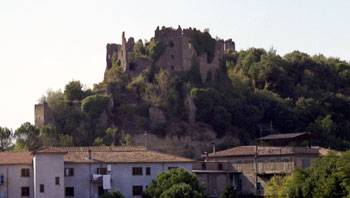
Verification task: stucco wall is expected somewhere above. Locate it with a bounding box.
[64,162,192,198]
[33,154,64,198]
[0,164,34,198]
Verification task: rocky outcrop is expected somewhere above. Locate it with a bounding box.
[149,107,166,126]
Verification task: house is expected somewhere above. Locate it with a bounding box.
[193,133,335,197]
[0,146,193,198]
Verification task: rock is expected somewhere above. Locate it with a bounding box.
[149,107,166,126]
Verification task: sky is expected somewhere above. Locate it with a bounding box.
[1,0,350,131]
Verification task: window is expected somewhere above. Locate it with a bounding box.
[171,65,174,70]
[97,168,107,175]
[21,169,30,177]
[302,159,310,168]
[270,159,276,170]
[169,41,174,48]
[65,168,74,176]
[133,186,143,196]
[40,184,44,193]
[250,160,256,171]
[171,55,174,59]
[132,167,143,175]
[283,159,289,171]
[201,162,206,170]
[55,177,59,185]
[65,187,74,196]
[146,167,151,176]
[237,179,242,190]
[258,160,264,172]
[21,187,30,196]
[168,167,178,170]
[218,163,223,170]
[98,186,105,196]
[237,160,242,171]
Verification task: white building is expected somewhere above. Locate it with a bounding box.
[0,146,193,198]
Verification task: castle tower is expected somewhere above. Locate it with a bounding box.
[34,102,55,130]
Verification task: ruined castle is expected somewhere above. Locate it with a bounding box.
[105,26,235,81]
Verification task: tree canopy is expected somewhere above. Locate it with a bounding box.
[142,168,207,198]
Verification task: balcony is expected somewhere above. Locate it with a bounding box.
[91,174,112,183]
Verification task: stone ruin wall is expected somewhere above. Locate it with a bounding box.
[105,26,236,82]
[34,102,55,131]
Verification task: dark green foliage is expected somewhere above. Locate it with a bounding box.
[191,30,216,63]
[81,94,109,119]
[268,152,350,198]
[14,122,41,150]
[221,182,239,198]
[185,56,202,87]
[142,168,207,198]
[0,126,13,151]
[101,190,125,198]
[146,41,167,63]
[64,80,85,101]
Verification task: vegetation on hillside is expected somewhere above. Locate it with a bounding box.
[1,30,350,152]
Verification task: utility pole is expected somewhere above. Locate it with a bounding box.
[144,131,147,149]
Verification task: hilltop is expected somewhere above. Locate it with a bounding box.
[23,26,350,158]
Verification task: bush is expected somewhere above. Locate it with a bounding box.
[101,190,125,198]
[81,94,110,119]
[142,168,207,198]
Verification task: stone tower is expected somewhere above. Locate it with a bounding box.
[34,102,55,130]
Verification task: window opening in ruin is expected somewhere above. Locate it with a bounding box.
[169,41,174,47]
[171,65,174,70]
[171,55,174,59]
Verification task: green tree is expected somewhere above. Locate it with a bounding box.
[14,122,41,150]
[221,182,239,198]
[142,168,207,198]
[81,94,110,119]
[101,190,125,198]
[0,126,13,151]
[64,80,85,101]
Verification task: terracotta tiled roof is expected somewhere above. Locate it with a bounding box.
[62,146,193,163]
[206,146,327,158]
[0,152,32,165]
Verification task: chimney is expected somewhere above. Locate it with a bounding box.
[212,143,216,155]
[88,150,92,160]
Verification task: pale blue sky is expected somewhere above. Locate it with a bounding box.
[1,0,349,130]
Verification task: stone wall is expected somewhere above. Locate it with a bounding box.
[34,102,55,131]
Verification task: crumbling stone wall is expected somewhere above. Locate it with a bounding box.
[105,26,235,82]
[105,32,135,79]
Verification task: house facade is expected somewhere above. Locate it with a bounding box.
[0,146,193,198]
[193,145,332,197]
